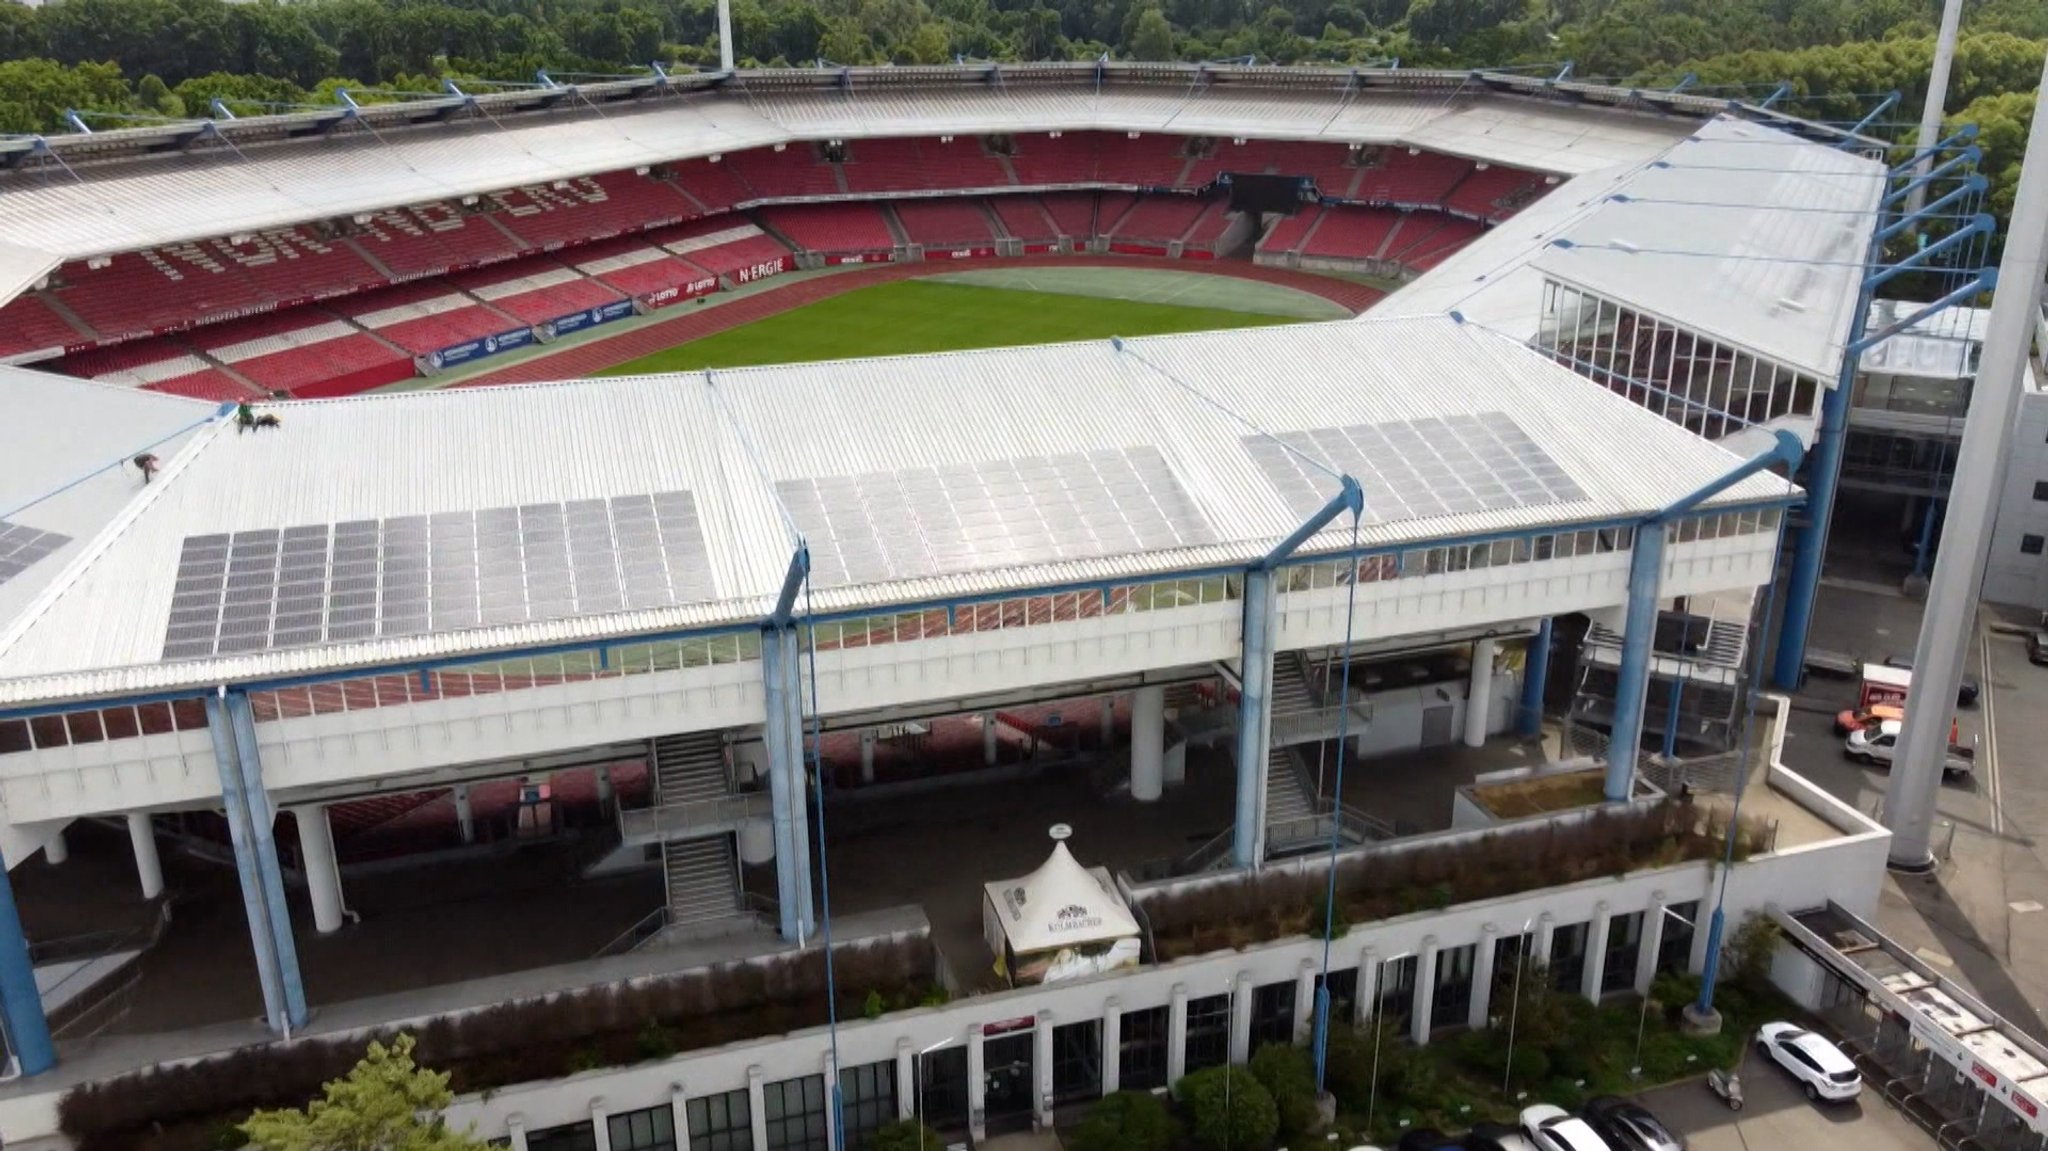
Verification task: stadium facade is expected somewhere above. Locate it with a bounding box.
[0,61,1946,1147]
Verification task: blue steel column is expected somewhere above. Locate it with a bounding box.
[207,693,290,1034]
[0,846,54,1075]
[1605,525,1667,801]
[1516,619,1552,738]
[1771,375,1850,690]
[778,628,816,940]
[1233,567,1277,869]
[761,628,803,942]
[227,692,308,1029]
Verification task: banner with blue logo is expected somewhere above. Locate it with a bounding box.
[421,326,534,372]
[541,298,636,340]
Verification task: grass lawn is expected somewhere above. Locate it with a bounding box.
[599,279,1298,374]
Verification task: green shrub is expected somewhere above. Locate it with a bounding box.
[1065,1091,1177,1151]
[1248,1044,1320,1140]
[1175,1066,1280,1151]
[863,1119,943,1151]
[1322,1024,1377,1113]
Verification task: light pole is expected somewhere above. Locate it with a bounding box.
[1367,951,1412,1132]
[915,1038,950,1150]
[1633,904,1697,1075]
[1224,979,1237,1151]
[1501,920,1532,1098]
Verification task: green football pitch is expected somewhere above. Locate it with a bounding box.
[598,277,1321,376]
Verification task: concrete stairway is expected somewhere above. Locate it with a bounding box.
[654,732,727,807]
[1265,747,1316,826]
[663,835,742,926]
[1270,654,1317,716]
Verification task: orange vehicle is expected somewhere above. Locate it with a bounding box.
[1833,703,1903,736]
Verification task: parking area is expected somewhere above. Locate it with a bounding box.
[1636,1055,1930,1151]
[1779,575,2048,1041]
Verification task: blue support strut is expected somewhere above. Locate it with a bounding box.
[1517,618,1552,738]
[0,849,53,1075]
[229,691,308,1030]
[207,693,290,1033]
[1606,525,1668,801]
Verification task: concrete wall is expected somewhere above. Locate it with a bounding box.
[1350,669,1520,760]
[435,817,1883,1146]
[1984,385,2048,611]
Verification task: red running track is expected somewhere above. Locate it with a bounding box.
[451,255,1386,388]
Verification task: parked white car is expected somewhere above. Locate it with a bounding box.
[1520,1105,1613,1151]
[1756,1022,1863,1102]
[1844,719,1974,778]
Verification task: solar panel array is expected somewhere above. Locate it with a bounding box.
[1244,411,1589,524]
[163,492,716,659]
[778,447,1219,587]
[0,521,72,587]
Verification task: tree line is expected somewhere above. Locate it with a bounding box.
[0,0,2037,210]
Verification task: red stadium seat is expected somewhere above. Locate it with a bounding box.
[1352,148,1475,207]
[891,199,999,249]
[0,294,88,359]
[1036,193,1100,239]
[1444,164,1548,222]
[351,205,524,278]
[988,196,1062,242]
[841,138,1012,194]
[650,219,796,282]
[1302,206,1406,260]
[1256,206,1324,257]
[757,203,897,256]
[488,172,697,250]
[450,260,625,325]
[339,280,522,356]
[197,312,409,395]
[725,145,843,199]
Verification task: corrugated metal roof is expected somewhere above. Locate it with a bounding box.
[1860,300,1991,380]
[1531,118,1884,381]
[0,316,1795,705]
[0,370,216,635]
[0,86,1695,265]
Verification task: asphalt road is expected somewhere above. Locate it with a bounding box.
[1637,1053,1930,1151]
[1781,580,2048,1040]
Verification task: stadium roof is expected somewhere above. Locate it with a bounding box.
[0,315,1797,706]
[1383,118,1886,383]
[0,377,215,638]
[0,62,1842,301]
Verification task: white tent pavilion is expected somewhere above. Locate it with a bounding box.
[981,836,1143,986]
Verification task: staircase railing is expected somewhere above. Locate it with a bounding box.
[618,791,770,842]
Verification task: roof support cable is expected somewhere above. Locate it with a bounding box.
[0,409,223,525]
[1110,336,1348,487]
[1308,505,1363,1101]
[704,368,806,549]
[797,565,846,1150]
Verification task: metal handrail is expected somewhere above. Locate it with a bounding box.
[618,792,770,841]
[594,907,670,958]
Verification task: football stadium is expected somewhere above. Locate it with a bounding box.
[0,40,2035,1151]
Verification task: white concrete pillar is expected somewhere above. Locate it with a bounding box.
[1130,685,1166,803]
[738,817,776,865]
[1355,946,1379,1028]
[1533,912,1556,967]
[821,1051,840,1151]
[1293,958,1318,1045]
[1470,924,1500,1030]
[596,765,615,810]
[671,1084,691,1148]
[1582,901,1612,1002]
[292,803,346,934]
[507,1115,530,1151]
[453,784,475,844]
[1411,937,1439,1044]
[982,715,999,766]
[128,812,164,900]
[1033,1010,1055,1129]
[1464,638,1498,748]
[1228,972,1253,1064]
[735,740,771,787]
[1167,983,1190,1083]
[968,1025,988,1143]
[1636,893,1667,995]
[747,1066,769,1151]
[1100,697,1117,746]
[860,730,877,785]
[1100,996,1123,1095]
[895,1039,916,1121]
[43,828,67,865]
[591,1098,613,1151]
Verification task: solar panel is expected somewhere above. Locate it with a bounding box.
[160,491,719,660]
[780,447,1219,587]
[1244,411,1588,525]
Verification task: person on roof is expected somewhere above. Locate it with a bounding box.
[235,401,255,433]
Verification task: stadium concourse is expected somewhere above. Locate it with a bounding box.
[0,59,1906,1151]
